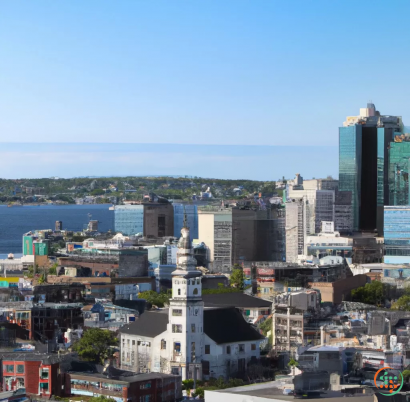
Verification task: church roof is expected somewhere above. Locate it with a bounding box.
[119,307,264,344]
[204,307,264,344]
[120,310,168,338]
[202,293,272,308]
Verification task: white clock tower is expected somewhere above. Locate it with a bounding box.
[167,213,203,380]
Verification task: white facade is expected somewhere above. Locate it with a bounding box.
[120,216,263,381]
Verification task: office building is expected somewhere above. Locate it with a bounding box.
[285,198,310,263]
[173,203,198,239]
[232,205,285,264]
[198,207,232,273]
[339,103,403,232]
[114,202,174,237]
[114,205,144,236]
[287,175,335,234]
[384,206,410,264]
[306,222,353,264]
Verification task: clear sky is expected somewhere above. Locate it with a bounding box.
[1,1,410,179]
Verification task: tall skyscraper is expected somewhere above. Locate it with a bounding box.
[339,103,403,233]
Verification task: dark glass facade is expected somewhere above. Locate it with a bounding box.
[339,125,362,231]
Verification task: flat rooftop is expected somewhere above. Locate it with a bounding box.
[205,382,374,402]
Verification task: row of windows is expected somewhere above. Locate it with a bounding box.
[175,288,199,295]
[174,279,201,285]
[172,324,201,333]
[4,364,24,374]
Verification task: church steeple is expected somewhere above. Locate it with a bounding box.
[168,210,204,381]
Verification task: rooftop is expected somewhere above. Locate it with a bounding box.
[202,293,272,308]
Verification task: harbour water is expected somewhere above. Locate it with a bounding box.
[0,204,114,254]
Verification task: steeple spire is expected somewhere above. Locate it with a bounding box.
[183,206,188,229]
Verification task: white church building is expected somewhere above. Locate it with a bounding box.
[119,215,265,380]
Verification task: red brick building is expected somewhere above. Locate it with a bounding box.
[2,354,68,398]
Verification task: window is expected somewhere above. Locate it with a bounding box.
[191,324,195,333]
[140,382,151,389]
[187,280,190,285]
[251,344,256,351]
[171,367,180,375]
[202,360,210,375]
[40,369,49,379]
[161,339,166,349]
[193,288,198,295]
[40,382,49,393]
[132,340,135,346]
[172,309,182,316]
[178,289,181,296]
[127,339,130,346]
[172,324,182,333]
[16,365,24,374]
[239,344,245,352]
[174,342,181,354]
[6,365,13,373]
[197,279,200,285]
[205,345,210,354]
[226,346,231,354]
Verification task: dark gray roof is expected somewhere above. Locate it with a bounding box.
[202,293,272,308]
[204,307,264,344]
[119,307,265,344]
[119,310,168,337]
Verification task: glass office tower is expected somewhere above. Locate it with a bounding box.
[384,206,410,264]
[173,204,198,239]
[114,205,144,235]
[339,125,362,231]
[339,104,403,233]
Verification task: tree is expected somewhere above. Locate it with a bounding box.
[288,358,298,375]
[402,370,410,382]
[230,266,244,290]
[73,328,117,363]
[351,281,388,306]
[392,295,410,311]
[138,290,171,308]
[48,263,58,275]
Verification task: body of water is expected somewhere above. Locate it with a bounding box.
[0,204,114,254]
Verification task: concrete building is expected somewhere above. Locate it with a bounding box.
[198,207,232,273]
[232,205,285,264]
[285,198,310,263]
[272,290,320,353]
[306,222,353,265]
[114,201,174,238]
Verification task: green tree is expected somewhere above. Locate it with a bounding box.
[351,281,388,306]
[73,328,117,363]
[91,189,105,196]
[392,295,410,311]
[48,263,58,275]
[138,290,171,308]
[402,370,410,382]
[288,358,298,375]
[230,266,244,290]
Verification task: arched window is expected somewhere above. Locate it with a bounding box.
[193,288,198,295]
[161,339,166,349]
[178,289,181,296]
[175,280,179,284]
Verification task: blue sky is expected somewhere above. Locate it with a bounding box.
[1,1,410,179]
